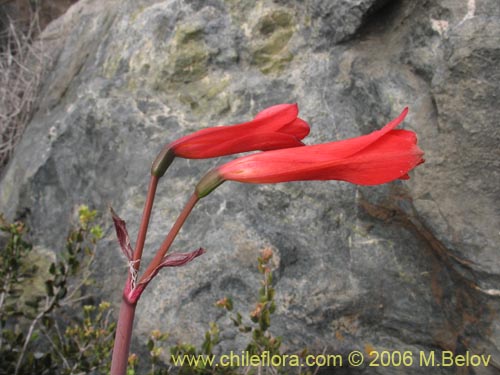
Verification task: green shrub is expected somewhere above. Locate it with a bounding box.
[0,210,318,375]
[0,206,114,375]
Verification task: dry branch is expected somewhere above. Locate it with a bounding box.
[0,11,45,170]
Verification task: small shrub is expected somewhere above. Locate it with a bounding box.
[0,211,319,374]
[0,206,114,375]
[140,248,318,375]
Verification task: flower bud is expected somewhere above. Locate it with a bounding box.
[195,169,225,198]
[151,146,175,177]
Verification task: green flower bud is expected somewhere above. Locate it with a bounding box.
[195,169,225,198]
[151,147,175,177]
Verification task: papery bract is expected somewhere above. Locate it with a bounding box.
[152,104,310,177]
[123,248,206,304]
[110,207,133,261]
[139,247,206,286]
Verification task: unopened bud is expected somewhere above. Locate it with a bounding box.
[250,303,264,320]
[128,353,139,366]
[215,297,233,311]
[151,146,175,177]
[195,169,225,198]
[151,330,162,340]
[260,248,273,263]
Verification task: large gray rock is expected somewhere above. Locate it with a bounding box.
[1,0,499,373]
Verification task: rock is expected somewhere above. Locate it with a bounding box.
[308,0,391,48]
[1,0,499,373]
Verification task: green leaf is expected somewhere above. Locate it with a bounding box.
[45,280,54,297]
[267,287,275,301]
[269,301,276,314]
[90,225,103,240]
[260,309,270,331]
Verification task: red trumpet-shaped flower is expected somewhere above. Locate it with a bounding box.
[152,104,310,177]
[196,108,424,196]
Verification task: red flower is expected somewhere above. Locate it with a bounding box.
[152,104,310,177]
[196,108,424,196]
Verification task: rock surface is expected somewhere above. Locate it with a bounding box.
[1,0,499,373]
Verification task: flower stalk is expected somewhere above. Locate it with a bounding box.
[138,192,200,286]
[109,104,424,375]
[110,289,136,375]
[132,175,159,270]
[111,192,201,375]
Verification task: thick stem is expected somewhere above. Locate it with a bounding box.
[110,290,137,375]
[132,175,159,271]
[139,193,199,284]
[111,191,198,373]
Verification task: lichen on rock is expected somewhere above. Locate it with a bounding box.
[167,24,210,84]
[250,10,295,74]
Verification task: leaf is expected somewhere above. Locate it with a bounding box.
[147,339,154,351]
[45,280,54,297]
[109,206,134,260]
[90,224,103,240]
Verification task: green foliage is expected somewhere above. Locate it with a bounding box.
[0,207,114,375]
[219,248,281,361]
[213,248,289,374]
[0,212,317,374]
[139,248,316,375]
[168,321,228,375]
[62,301,115,374]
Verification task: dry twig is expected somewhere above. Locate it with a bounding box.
[0,11,45,170]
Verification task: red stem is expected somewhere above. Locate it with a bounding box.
[133,175,159,270]
[110,175,157,374]
[110,286,137,375]
[139,192,199,284]
[111,189,198,374]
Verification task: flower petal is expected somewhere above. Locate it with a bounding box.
[217,108,424,185]
[179,132,305,159]
[303,130,424,185]
[278,118,310,140]
[171,104,299,158]
[304,107,409,160]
